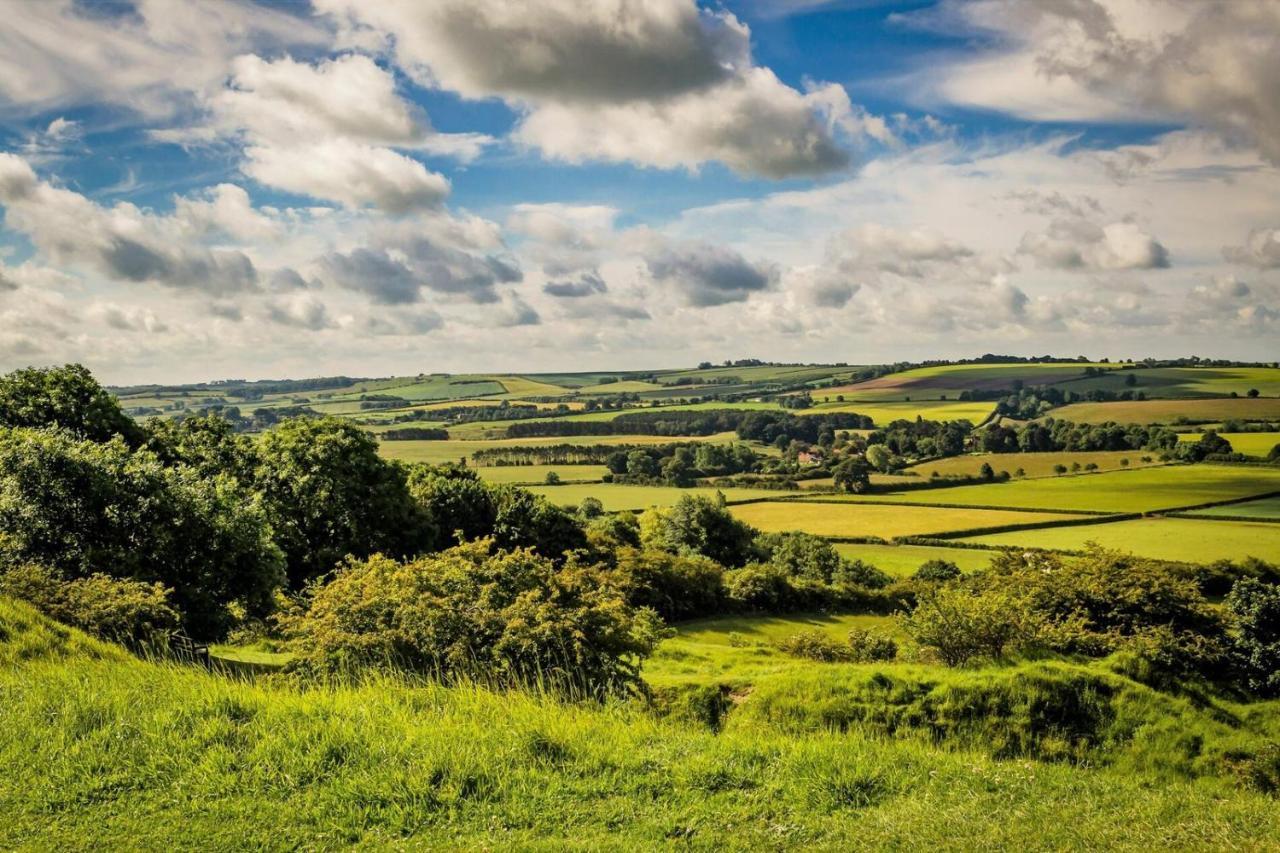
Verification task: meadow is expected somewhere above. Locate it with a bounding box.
[5,599,1280,850]
[376,432,741,465]
[796,464,1280,514]
[471,465,609,485]
[1052,366,1280,399]
[906,450,1164,479]
[832,542,998,576]
[1183,495,1280,520]
[802,399,995,425]
[1179,432,1280,458]
[959,516,1280,563]
[729,501,1091,539]
[818,362,1127,401]
[528,483,788,511]
[1049,397,1280,425]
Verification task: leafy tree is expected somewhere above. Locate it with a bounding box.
[639,494,759,568]
[0,364,141,445]
[490,485,588,559]
[1179,430,1233,462]
[0,427,282,638]
[257,418,431,587]
[979,462,995,480]
[608,547,723,621]
[626,450,660,477]
[724,562,794,611]
[1227,577,1280,697]
[1247,388,1260,398]
[865,444,893,473]
[913,559,962,582]
[832,456,870,493]
[1269,443,1280,462]
[901,585,1040,666]
[145,414,259,485]
[284,541,663,696]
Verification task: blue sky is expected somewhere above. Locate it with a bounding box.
[0,0,1277,383]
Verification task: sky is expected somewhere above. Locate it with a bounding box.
[0,0,1277,384]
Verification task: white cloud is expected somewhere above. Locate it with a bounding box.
[645,240,778,306]
[1019,219,1170,271]
[1223,228,1280,269]
[316,0,866,177]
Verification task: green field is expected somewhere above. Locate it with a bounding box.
[528,483,789,511]
[1183,495,1280,520]
[1179,432,1280,457]
[730,501,1089,539]
[907,451,1166,479]
[1053,366,1280,399]
[1049,397,1280,425]
[803,399,994,426]
[473,465,609,485]
[823,362,1126,401]
[798,465,1280,514]
[376,432,742,465]
[832,542,999,576]
[960,516,1280,563]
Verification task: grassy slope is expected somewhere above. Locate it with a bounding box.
[1180,432,1280,457]
[826,363,1126,401]
[802,399,995,426]
[6,599,1280,849]
[797,464,1280,513]
[907,451,1165,479]
[1188,495,1280,520]
[1053,366,1280,399]
[960,516,1280,563]
[730,502,1090,539]
[1050,397,1280,424]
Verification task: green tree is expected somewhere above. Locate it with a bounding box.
[0,364,141,444]
[832,456,871,493]
[639,493,758,568]
[608,547,723,620]
[865,444,893,473]
[0,428,282,638]
[1226,577,1280,697]
[257,418,430,587]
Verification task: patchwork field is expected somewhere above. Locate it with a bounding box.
[907,451,1166,479]
[729,501,1090,540]
[1052,366,1280,399]
[822,362,1126,401]
[527,483,787,511]
[1182,495,1280,520]
[797,465,1280,514]
[959,517,1280,563]
[804,399,995,426]
[832,542,999,576]
[473,465,609,485]
[1179,432,1280,458]
[1049,397,1280,425]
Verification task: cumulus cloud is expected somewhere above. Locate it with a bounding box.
[93,304,170,334]
[1223,228,1280,269]
[645,241,777,307]
[359,310,445,336]
[543,272,608,298]
[0,153,273,295]
[917,0,1280,163]
[317,0,865,177]
[497,295,542,327]
[264,293,333,330]
[1019,219,1170,271]
[0,0,324,116]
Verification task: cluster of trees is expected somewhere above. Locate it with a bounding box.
[735,411,873,444]
[604,443,761,487]
[504,408,874,441]
[868,418,974,459]
[972,385,1146,419]
[381,427,449,441]
[979,419,1180,454]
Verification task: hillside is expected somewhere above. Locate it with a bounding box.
[4,597,1280,850]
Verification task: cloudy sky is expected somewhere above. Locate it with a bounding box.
[0,0,1278,383]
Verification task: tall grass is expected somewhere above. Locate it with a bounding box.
[3,596,1280,849]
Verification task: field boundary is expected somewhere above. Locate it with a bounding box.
[783,496,1112,516]
[1148,489,1280,517]
[1169,512,1280,524]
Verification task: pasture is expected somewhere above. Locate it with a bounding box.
[832,542,999,576]
[798,465,1280,514]
[1183,495,1280,520]
[729,501,1090,539]
[1048,397,1280,425]
[1179,432,1280,458]
[822,362,1126,401]
[1052,366,1280,399]
[473,465,609,485]
[804,399,994,426]
[960,516,1280,563]
[907,451,1165,479]
[527,483,787,511]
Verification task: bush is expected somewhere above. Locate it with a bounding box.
[900,585,1042,666]
[913,559,962,582]
[608,548,724,621]
[756,531,890,588]
[639,494,759,568]
[777,630,852,662]
[846,628,898,662]
[1226,577,1280,697]
[724,562,795,611]
[284,541,663,696]
[0,563,178,648]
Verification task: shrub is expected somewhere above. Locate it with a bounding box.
[777,630,852,662]
[756,532,890,588]
[912,559,962,583]
[0,563,178,648]
[900,585,1042,666]
[846,628,898,662]
[724,562,795,611]
[284,541,662,696]
[608,548,724,621]
[639,494,759,568]
[1226,577,1280,697]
